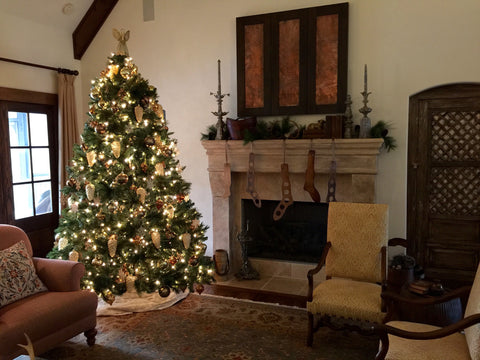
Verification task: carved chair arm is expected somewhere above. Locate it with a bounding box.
[374,313,480,360]
[307,242,331,301]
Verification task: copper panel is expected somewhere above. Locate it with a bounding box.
[279,19,300,107]
[316,14,338,105]
[244,24,264,109]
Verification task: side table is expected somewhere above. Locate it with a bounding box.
[395,284,463,327]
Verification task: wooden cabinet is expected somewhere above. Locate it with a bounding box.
[236,3,348,117]
[408,83,480,287]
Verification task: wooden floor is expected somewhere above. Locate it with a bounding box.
[203,283,307,308]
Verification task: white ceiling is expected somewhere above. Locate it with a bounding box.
[0,0,94,33]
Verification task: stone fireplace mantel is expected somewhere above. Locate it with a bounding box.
[201,138,384,275]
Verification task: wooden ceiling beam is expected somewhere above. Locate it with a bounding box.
[72,0,118,60]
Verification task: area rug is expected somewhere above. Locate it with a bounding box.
[41,294,378,360]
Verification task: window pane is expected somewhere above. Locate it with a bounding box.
[8,111,29,146]
[30,113,49,146]
[32,148,51,181]
[13,184,33,219]
[34,182,52,215]
[10,148,31,183]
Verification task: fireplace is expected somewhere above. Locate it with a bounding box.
[242,199,328,263]
[202,139,383,280]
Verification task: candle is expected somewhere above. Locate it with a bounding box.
[217,59,221,93]
[364,64,368,93]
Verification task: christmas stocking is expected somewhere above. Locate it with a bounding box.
[303,150,321,203]
[246,152,261,208]
[273,163,294,220]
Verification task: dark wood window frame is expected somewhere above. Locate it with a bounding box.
[0,87,59,257]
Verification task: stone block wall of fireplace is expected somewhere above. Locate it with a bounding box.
[202,139,383,287]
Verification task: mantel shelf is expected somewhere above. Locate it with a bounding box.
[201,138,384,174]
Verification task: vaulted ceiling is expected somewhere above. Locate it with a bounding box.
[1,0,118,59]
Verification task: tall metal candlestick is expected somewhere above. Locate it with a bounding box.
[210,59,230,140]
[359,64,372,138]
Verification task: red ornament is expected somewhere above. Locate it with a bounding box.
[168,256,178,265]
[195,284,205,295]
[176,194,186,203]
[155,199,164,210]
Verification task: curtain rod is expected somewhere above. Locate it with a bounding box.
[0,56,79,76]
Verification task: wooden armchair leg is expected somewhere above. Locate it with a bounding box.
[84,328,97,346]
[307,312,314,347]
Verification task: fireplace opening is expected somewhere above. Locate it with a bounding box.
[241,199,328,263]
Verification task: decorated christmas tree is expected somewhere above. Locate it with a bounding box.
[48,30,214,305]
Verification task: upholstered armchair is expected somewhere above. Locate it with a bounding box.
[0,224,98,360]
[375,263,480,360]
[306,202,389,346]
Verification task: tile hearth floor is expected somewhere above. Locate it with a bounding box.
[217,275,309,296]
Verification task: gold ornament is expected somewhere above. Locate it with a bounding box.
[155,162,165,176]
[70,202,78,213]
[106,64,119,78]
[92,256,103,266]
[144,136,155,147]
[134,105,144,122]
[151,231,161,249]
[154,135,162,147]
[120,66,131,79]
[111,141,121,158]
[181,233,191,249]
[96,209,105,220]
[166,204,175,219]
[69,250,79,262]
[86,151,97,167]
[58,237,68,250]
[85,183,95,201]
[136,187,147,204]
[103,291,115,305]
[153,103,164,119]
[115,173,129,184]
[108,234,118,257]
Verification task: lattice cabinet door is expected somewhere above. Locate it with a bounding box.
[408,84,480,287]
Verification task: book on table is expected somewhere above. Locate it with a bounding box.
[408,280,434,295]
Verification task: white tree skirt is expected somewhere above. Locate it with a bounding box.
[97,289,189,316]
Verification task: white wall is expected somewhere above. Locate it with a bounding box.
[80,0,480,255]
[0,10,83,122]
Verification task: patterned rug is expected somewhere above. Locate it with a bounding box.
[41,294,378,360]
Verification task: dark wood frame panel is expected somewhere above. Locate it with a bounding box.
[408,83,480,287]
[236,3,348,117]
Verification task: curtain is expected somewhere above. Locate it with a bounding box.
[58,73,80,193]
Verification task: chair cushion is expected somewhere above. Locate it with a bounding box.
[307,278,385,323]
[326,202,388,283]
[384,321,470,360]
[0,241,47,307]
[464,263,480,360]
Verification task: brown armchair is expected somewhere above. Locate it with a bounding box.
[375,263,480,360]
[0,224,98,360]
[306,202,389,346]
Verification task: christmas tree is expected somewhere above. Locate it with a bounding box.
[48,30,214,305]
